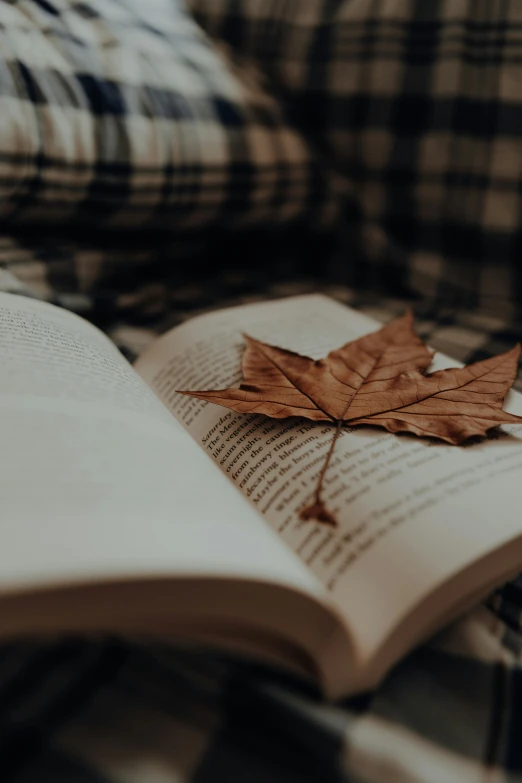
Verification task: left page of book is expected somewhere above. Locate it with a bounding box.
[0,293,322,603]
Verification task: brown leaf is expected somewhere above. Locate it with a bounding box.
[178,312,522,524]
[347,345,522,445]
[182,312,433,422]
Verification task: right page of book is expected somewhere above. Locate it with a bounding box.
[136,295,522,660]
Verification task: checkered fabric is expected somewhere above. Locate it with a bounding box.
[190,0,522,320]
[1,233,522,781]
[0,0,333,231]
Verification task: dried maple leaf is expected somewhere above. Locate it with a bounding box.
[179,312,522,525]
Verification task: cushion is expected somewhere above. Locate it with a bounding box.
[0,0,332,231]
[190,0,522,317]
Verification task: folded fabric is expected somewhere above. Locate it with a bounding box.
[1,227,520,373]
[0,0,332,231]
[191,0,522,315]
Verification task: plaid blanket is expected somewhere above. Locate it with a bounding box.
[1,232,522,783]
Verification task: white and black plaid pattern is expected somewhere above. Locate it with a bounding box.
[0,0,333,231]
[190,0,522,318]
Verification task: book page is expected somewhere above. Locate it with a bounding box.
[136,295,522,659]
[0,293,322,602]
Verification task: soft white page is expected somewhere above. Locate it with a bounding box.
[0,293,321,599]
[136,295,522,658]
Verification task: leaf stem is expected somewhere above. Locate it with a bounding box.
[313,419,343,505]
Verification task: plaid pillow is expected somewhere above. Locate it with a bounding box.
[190,0,522,317]
[0,0,332,231]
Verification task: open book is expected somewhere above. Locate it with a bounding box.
[1,292,522,700]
